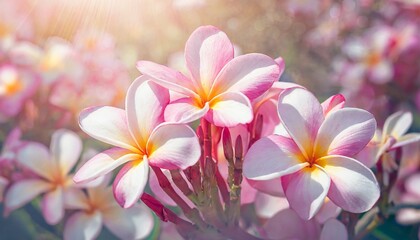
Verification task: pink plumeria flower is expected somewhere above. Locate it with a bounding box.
[4,129,83,224]
[74,78,201,208]
[64,180,154,240]
[358,111,420,169]
[243,87,380,219]
[137,25,280,127]
[0,65,39,121]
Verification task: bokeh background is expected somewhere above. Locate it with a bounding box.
[0,0,419,239]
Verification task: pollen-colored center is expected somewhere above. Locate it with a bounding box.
[364,52,381,67]
[0,70,22,96]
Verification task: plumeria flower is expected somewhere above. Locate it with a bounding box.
[137,25,280,127]
[4,129,83,224]
[64,179,154,240]
[358,111,420,169]
[243,87,380,219]
[0,65,39,121]
[74,78,201,208]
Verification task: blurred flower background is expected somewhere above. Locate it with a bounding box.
[0,0,419,239]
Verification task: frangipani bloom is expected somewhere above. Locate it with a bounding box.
[64,180,154,240]
[4,129,83,224]
[74,78,201,208]
[137,25,280,127]
[244,87,380,219]
[358,111,420,168]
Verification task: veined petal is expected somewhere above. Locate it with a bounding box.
[356,144,381,168]
[318,155,380,213]
[64,188,90,210]
[41,187,64,224]
[321,94,345,116]
[391,133,420,150]
[16,142,55,181]
[73,148,140,184]
[126,78,169,147]
[320,218,348,240]
[147,123,200,169]
[211,53,279,100]
[164,97,209,123]
[206,91,253,127]
[63,211,102,240]
[113,158,149,208]
[79,106,139,152]
[282,166,331,220]
[4,179,52,213]
[184,25,234,93]
[278,88,324,159]
[50,129,82,176]
[247,177,285,197]
[315,108,376,158]
[383,111,413,140]
[103,204,154,240]
[243,135,308,181]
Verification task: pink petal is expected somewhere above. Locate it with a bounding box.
[315,198,341,224]
[184,25,234,93]
[282,166,331,220]
[16,142,55,181]
[50,129,82,176]
[206,91,253,127]
[41,187,64,224]
[103,204,154,239]
[255,193,289,218]
[147,123,200,169]
[74,148,140,184]
[274,56,285,76]
[79,106,138,153]
[255,99,281,137]
[315,108,376,158]
[63,211,102,240]
[243,135,308,181]
[369,60,393,84]
[320,218,348,240]
[63,188,90,210]
[247,177,285,197]
[278,88,324,159]
[318,155,380,213]
[405,173,420,197]
[321,94,345,116]
[356,144,381,168]
[164,97,209,123]
[4,179,52,213]
[136,61,197,97]
[126,78,169,147]
[392,133,420,150]
[211,53,279,100]
[113,158,149,208]
[383,111,413,140]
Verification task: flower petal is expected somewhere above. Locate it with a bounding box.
[278,88,324,159]
[16,142,55,181]
[41,187,64,224]
[318,155,380,213]
[126,78,169,147]
[147,123,200,169]
[79,106,138,152]
[383,111,413,140]
[64,188,90,210]
[243,135,308,181]
[315,198,341,224]
[103,204,154,240]
[391,133,420,150]
[63,211,102,240]
[255,193,289,218]
[164,97,209,123]
[74,148,140,184]
[315,108,376,158]
[136,61,197,97]
[50,129,82,176]
[247,177,285,197]
[211,53,279,100]
[184,25,234,93]
[4,179,52,213]
[113,158,149,208]
[320,218,348,240]
[321,94,345,116]
[206,91,253,127]
[282,166,331,220]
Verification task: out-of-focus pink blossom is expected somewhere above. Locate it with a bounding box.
[396,173,420,225]
[137,25,280,127]
[63,179,154,240]
[244,88,379,219]
[4,129,83,224]
[75,78,201,208]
